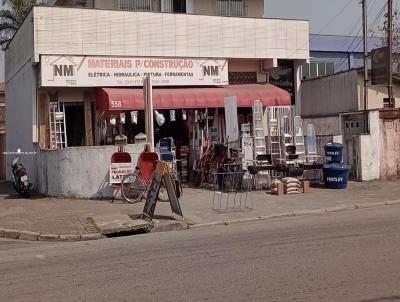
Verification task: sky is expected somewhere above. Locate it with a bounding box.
[265,0,399,37]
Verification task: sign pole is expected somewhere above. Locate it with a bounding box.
[362,0,369,132]
[388,0,394,108]
[144,75,155,150]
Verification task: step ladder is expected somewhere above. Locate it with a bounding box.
[294,116,306,161]
[280,115,294,162]
[267,113,282,164]
[306,124,318,163]
[252,100,266,158]
[49,102,67,149]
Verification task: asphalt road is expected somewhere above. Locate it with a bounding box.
[2,206,400,302]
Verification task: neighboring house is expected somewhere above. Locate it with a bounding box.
[302,34,381,80]
[300,68,400,182]
[5,2,309,197]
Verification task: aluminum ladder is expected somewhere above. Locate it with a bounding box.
[49,102,67,149]
[294,116,306,161]
[252,100,266,158]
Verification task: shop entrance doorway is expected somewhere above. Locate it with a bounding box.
[64,102,85,147]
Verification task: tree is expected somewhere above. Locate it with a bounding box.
[378,9,400,73]
[0,0,37,46]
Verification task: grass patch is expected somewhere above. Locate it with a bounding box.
[85,217,100,233]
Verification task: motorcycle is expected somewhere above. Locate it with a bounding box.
[11,157,32,196]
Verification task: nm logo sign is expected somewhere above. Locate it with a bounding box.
[49,56,77,78]
[40,55,229,87]
[54,64,74,77]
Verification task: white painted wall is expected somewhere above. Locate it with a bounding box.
[357,110,380,181]
[32,6,309,62]
[302,116,341,136]
[37,143,145,198]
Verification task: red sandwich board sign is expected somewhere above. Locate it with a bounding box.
[110,152,132,184]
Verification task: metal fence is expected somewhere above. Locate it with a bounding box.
[119,0,153,11]
[212,170,253,212]
[216,0,245,16]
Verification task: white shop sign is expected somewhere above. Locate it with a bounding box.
[40,55,229,87]
[110,162,133,184]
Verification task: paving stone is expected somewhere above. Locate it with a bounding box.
[38,234,60,241]
[59,234,81,241]
[19,231,40,241]
[80,233,103,241]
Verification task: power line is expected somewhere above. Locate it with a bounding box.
[335,2,387,70]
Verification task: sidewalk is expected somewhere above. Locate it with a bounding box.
[1,180,400,241]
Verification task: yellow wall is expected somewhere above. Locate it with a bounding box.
[245,0,264,18]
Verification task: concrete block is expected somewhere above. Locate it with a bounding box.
[19,231,40,241]
[80,233,103,241]
[150,222,189,233]
[302,181,310,193]
[59,234,81,241]
[2,229,20,239]
[38,234,60,241]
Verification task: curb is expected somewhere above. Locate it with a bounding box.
[2,199,400,241]
[0,228,105,242]
[188,199,400,230]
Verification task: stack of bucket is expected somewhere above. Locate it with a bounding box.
[322,143,350,189]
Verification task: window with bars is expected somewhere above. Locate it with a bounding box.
[119,0,153,11]
[161,0,186,13]
[216,0,244,16]
[302,62,335,80]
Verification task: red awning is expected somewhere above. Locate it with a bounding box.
[96,84,291,111]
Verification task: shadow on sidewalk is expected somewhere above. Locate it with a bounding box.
[0,181,48,200]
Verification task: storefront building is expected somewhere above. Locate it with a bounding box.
[5,3,309,197]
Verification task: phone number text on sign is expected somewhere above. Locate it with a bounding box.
[110,162,133,184]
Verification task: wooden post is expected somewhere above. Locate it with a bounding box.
[38,94,49,149]
[84,92,94,146]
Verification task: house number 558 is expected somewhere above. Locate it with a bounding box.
[111,100,122,108]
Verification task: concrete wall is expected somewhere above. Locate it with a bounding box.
[5,10,37,184]
[5,61,38,183]
[301,69,359,117]
[32,6,309,61]
[357,110,380,181]
[37,143,145,198]
[302,116,341,136]
[379,115,400,180]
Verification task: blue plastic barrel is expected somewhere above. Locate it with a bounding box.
[324,143,343,163]
[323,164,350,189]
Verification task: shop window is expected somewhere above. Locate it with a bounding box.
[119,0,153,11]
[216,0,244,16]
[302,62,335,80]
[310,63,318,78]
[268,59,295,104]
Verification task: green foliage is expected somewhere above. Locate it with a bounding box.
[0,0,38,46]
[378,10,400,72]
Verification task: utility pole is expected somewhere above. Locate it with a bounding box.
[388,0,394,108]
[362,0,369,132]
